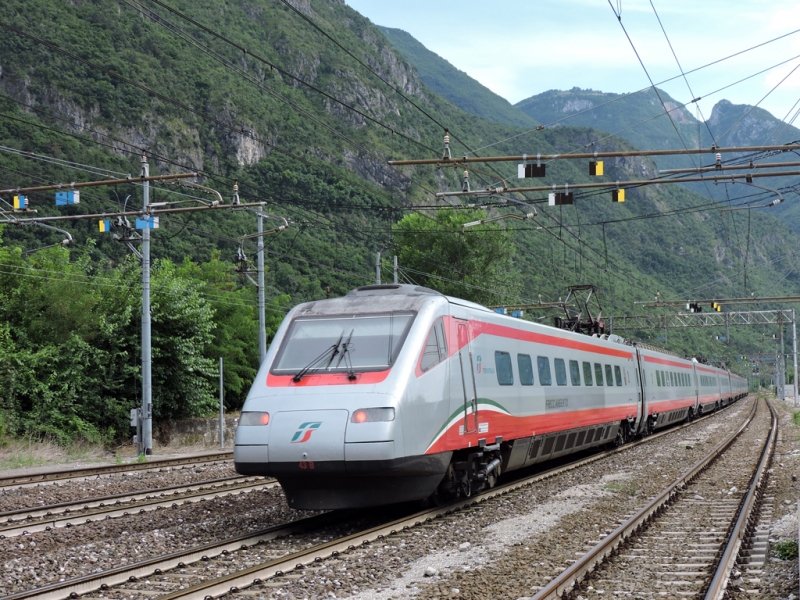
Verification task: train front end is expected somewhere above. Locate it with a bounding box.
[234,285,450,509]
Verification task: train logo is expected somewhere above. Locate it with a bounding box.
[290,422,322,443]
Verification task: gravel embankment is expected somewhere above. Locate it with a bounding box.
[728,398,800,599]
[0,484,297,595]
[0,462,239,513]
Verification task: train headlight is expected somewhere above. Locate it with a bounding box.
[350,408,395,423]
[240,412,270,426]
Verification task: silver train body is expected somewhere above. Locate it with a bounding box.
[234,285,748,509]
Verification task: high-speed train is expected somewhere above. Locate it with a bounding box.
[234,284,748,509]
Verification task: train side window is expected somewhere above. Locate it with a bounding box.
[582,361,593,386]
[594,363,604,386]
[537,356,552,386]
[554,358,567,386]
[569,360,581,385]
[656,371,662,387]
[605,365,614,387]
[435,320,447,361]
[517,354,534,386]
[614,365,623,386]
[495,351,514,386]
[420,325,441,372]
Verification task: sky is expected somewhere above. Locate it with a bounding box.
[345,0,800,123]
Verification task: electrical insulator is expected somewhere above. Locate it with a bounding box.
[462,169,470,192]
[232,181,240,206]
[715,153,722,170]
[442,131,451,160]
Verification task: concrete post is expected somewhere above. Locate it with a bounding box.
[257,206,266,365]
[141,155,153,455]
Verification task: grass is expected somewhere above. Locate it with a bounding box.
[792,410,800,427]
[0,436,108,471]
[604,481,639,496]
[773,540,799,561]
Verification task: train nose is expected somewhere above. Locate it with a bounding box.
[270,410,349,464]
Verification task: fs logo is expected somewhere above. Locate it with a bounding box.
[290,421,322,443]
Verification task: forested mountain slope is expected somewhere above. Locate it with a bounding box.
[378,26,538,128]
[0,0,797,442]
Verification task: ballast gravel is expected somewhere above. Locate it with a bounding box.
[229,399,756,600]
[0,462,239,513]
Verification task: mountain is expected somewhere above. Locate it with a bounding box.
[515,87,706,172]
[1,0,800,367]
[378,26,538,129]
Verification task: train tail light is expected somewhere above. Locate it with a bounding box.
[240,412,270,426]
[350,408,395,423]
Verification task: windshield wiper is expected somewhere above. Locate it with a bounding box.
[292,331,344,382]
[334,329,357,380]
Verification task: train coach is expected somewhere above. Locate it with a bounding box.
[234,284,748,509]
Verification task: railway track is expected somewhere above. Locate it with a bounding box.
[0,476,276,539]
[532,396,775,599]
[8,397,751,600]
[0,451,233,489]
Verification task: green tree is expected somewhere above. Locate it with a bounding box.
[393,209,521,305]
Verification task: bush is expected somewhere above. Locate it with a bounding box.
[773,540,799,561]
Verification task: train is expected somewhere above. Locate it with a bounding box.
[233,284,748,509]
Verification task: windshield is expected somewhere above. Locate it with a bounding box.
[271,312,416,374]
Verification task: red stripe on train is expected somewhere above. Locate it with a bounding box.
[426,405,635,454]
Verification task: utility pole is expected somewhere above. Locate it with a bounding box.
[141,155,153,455]
[257,203,267,365]
[793,310,799,407]
[393,256,398,284]
[780,313,786,400]
[375,251,381,285]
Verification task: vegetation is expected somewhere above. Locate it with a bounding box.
[0,229,283,444]
[393,208,521,305]
[773,540,799,561]
[0,0,798,446]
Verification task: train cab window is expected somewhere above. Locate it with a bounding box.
[495,351,514,386]
[569,360,581,385]
[420,320,447,372]
[614,365,623,386]
[554,359,567,386]
[594,363,604,386]
[582,361,593,386]
[605,365,613,387]
[517,354,534,386]
[537,356,552,386]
